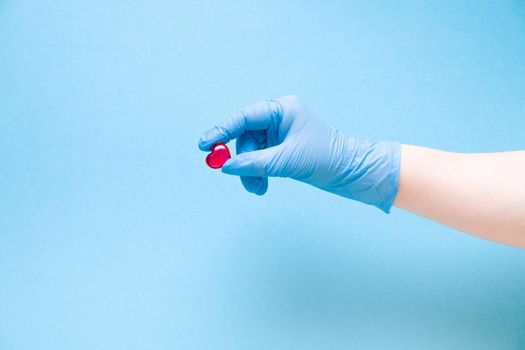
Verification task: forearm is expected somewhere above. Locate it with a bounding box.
[393,145,525,248]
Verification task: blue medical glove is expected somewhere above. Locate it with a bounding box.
[198,95,400,213]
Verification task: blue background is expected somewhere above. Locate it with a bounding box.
[1,1,525,349]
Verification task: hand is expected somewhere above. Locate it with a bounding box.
[198,95,400,213]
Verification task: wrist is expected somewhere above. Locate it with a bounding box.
[336,138,401,213]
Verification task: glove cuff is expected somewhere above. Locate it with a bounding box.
[335,139,401,213]
[372,140,401,213]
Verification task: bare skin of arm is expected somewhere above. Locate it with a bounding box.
[394,145,525,248]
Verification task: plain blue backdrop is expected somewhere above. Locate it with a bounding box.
[1,1,525,349]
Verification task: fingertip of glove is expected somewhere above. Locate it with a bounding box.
[221,160,236,175]
[198,138,211,151]
[241,176,268,196]
[251,184,267,196]
[252,188,266,197]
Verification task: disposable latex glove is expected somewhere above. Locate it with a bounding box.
[198,95,400,213]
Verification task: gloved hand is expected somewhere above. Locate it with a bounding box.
[198,95,400,213]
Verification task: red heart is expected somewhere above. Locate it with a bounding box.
[206,142,231,169]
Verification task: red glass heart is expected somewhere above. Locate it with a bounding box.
[206,142,231,169]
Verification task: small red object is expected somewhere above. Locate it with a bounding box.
[206,142,231,169]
